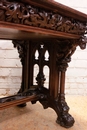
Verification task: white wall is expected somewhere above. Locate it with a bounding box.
[0,40,22,95]
[54,0,87,14]
[0,0,87,96]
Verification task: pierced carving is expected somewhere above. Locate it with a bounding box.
[45,50,49,61]
[35,43,46,89]
[35,50,39,60]
[0,0,86,35]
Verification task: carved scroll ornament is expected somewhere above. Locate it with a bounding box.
[0,0,87,35]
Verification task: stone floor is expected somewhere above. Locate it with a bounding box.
[0,95,87,130]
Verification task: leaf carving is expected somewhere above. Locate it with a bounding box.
[0,0,86,35]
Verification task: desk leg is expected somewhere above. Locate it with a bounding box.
[56,71,75,128]
[12,40,75,127]
[33,40,75,128]
[39,70,74,128]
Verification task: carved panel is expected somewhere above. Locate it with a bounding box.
[33,43,49,88]
[0,0,86,35]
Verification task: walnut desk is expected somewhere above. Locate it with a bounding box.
[0,0,87,128]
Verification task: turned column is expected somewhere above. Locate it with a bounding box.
[60,72,65,94]
[57,61,68,101]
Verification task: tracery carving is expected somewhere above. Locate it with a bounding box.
[0,0,86,35]
[34,43,47,89]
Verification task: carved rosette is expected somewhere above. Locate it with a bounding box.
[0,0,87,35]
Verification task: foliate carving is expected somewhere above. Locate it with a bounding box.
[0,0,86,35]
[56,38,87,71]
[57,62,68,72]
[12,40,27,65]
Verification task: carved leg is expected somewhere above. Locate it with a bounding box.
[39,88,74,128]
[33,40,75,128]
[56,70,74,128]
[39,60,74,128]
[39,93,74,128]
[56,94,75,128]
[13,39,75,127]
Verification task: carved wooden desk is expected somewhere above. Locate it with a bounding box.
[0,0,87,128]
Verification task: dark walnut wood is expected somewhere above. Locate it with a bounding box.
[0,0,86,35]
[0,0,87,128]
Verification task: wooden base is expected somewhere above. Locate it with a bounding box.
[0,88,40,110]
[0,87,74,128]
[38,88,75,128]
[1,38,83,128]
[4,39,77,128]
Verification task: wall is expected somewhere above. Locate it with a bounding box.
[0,40,22,96]
[0,0,87,96]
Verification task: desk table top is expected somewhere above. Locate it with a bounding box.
[0,0,87,40]
[21,0,87,22]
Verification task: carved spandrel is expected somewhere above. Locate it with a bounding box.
[0,0,87,35]
[12,40,27,65]
[56,37,87,71]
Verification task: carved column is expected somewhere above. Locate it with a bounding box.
[55,38,86,127]
[56,58,74,127]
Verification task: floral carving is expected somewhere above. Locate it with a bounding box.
[0,0,86,35]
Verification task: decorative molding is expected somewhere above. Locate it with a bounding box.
[0,0,87,35]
